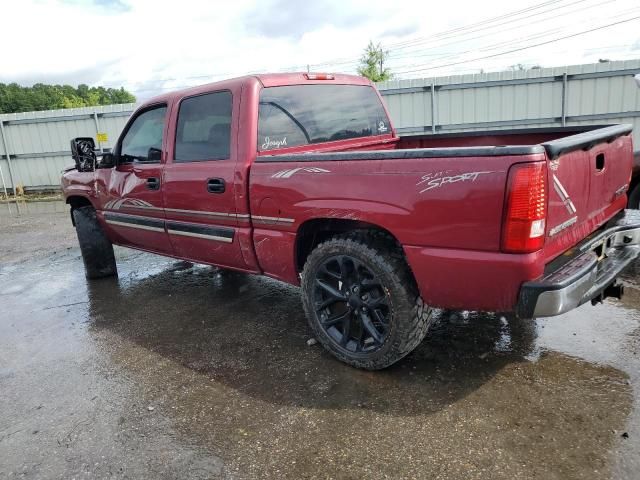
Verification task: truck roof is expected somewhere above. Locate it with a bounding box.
[140,72,372,108]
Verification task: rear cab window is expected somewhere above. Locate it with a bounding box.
[257,84,390,151]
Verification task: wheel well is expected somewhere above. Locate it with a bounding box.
[295,218,403,272]
[66,196,93,226]
[67,196,93,209]
[628,181,640,208]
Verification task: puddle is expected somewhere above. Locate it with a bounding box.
[1,206,640,479]
[0,199,66,221]
[0,284,25,295]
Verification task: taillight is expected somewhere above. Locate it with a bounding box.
[304,73,335,80]
[501,162,547,253]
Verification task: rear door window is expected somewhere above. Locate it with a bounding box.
[175,91,232,162]
[258,84,390,151]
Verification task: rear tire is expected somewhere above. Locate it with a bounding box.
[301,233,433,370]
[72,206,117,279]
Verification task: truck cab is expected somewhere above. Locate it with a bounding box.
[64,74,395,274]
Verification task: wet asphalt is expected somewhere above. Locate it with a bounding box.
[1,201,640,479]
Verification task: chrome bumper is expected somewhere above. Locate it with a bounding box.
[516,209,640,318]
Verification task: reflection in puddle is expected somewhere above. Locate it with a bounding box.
[87,255,640,370]
[494,315,512,354]
[78,256,636,478]
[3,239,639,479]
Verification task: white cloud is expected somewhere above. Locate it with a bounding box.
[1,0,639,99]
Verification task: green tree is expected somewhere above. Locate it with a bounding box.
[0,83,136,114]
[357,41,392,82]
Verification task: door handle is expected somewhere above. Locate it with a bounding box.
[146,177,160,190]
[207,178,225,193]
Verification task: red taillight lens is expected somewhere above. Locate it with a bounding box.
[501,162,547,253]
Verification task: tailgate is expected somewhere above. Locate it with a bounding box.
[542,124,634,260]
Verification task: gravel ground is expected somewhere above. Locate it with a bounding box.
[1,201,639,479]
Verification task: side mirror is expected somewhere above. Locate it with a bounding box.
[98,152,116,169]
[147,147,162,162]
[70,137,96,172]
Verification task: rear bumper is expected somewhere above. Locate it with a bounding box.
[516,209,640,318]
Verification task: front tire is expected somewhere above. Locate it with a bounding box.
[628,183,640,209]
[72,206,117,279]
[301,234,432,370]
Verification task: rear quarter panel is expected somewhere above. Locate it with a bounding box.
[249,152,547,292]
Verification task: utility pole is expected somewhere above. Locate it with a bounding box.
[0,162,7,200]
[0,163,10,215]
[0,119,19,213]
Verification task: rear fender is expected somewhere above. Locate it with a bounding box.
[293,199,411,234]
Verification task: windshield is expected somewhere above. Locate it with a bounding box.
[257,84,390,151]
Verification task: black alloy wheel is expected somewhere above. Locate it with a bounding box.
[301,234,433,369]
[314,254,390,354]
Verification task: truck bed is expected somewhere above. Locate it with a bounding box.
[250,124,633,311]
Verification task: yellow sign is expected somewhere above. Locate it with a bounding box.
[96,132,108,143]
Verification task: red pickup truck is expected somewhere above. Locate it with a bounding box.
[62,72,640,369]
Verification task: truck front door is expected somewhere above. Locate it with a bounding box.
[100,104,173,255]
[162,89,249,269]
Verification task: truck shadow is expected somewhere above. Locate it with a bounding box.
[86,260,539,416]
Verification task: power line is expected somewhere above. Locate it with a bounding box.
[129,28,638,96]
[104,0,615,90]
[320,25,568,72]
[304,0,574,68]
[281,0,625,74]
[128,38,637,96]
[385,4,637,72]
[383,0,591,50]
[101,0,635,94]
[393,14,640,75]
[284,0,598,70]
[383,0,616,62]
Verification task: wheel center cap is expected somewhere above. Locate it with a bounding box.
[347,294,362,309]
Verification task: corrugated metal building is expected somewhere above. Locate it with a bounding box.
[1,59,639,193]
[377,59,640,144]
[0,103,134,193]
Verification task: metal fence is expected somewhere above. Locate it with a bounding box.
[378,59,640,145]
[0,103,135,194]
[1,59,639,193]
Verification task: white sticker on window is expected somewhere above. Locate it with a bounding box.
[261,136,288,150]
[378,121,388,133]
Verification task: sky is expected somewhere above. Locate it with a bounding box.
[1,0,639,99]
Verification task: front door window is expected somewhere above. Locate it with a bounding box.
[120,106,167,163]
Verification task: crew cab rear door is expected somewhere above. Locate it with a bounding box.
[542,125,633,260]
[162,89,249,269]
